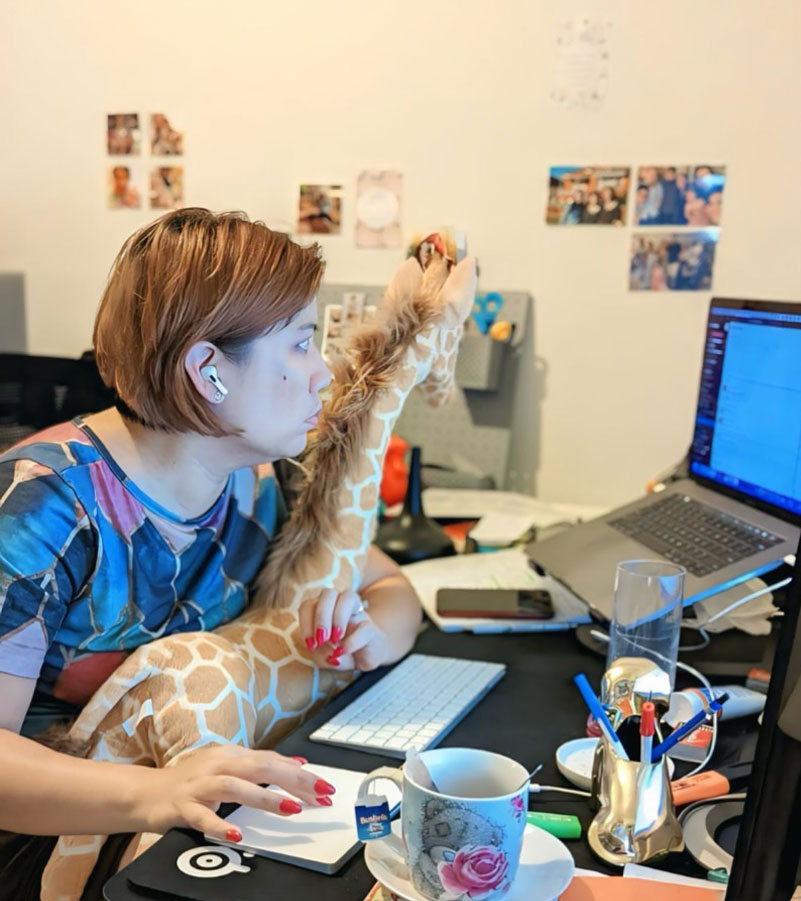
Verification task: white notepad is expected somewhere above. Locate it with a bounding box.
[205,763,401,875]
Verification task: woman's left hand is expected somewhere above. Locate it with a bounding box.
[298,589,390,672]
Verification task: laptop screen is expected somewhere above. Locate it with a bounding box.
[690,299,801,519]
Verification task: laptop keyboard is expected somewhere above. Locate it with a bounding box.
[609,494,784,578]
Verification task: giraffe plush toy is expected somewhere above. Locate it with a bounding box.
[41,239,477,899]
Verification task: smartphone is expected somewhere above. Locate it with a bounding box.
[435,587,554,620]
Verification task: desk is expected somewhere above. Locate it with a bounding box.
[105,622,763,899]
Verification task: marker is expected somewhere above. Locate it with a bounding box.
[640,701,655,767]
[651,693,729,763]
[670,762,752,806]
[527,811,582,839]
[573,673,629,761]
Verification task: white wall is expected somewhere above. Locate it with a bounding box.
[2,0,800,506]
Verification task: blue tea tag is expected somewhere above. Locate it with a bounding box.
[355,793,391,840]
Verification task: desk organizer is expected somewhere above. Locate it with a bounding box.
[588,655,684,866]
[589,734,684,865]
[454,333,508,391]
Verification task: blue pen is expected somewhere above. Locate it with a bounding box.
[573,673,629,761]
[650,693,729,763]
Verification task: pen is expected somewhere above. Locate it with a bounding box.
[651,693,729,763]
[573,673,629,761]
[640,701,655,766]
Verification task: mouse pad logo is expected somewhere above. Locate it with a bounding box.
[176,846,252,878]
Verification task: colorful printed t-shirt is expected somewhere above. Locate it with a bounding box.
[0,418,284,724]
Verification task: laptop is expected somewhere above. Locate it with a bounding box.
[527,297,801,619]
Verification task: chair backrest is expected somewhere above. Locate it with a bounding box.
[0,352,115,452]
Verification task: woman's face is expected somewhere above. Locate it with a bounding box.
[216,298,332,462]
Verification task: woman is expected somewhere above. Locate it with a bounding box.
[581,191,602,224]
[0,208,423,897]
[597,187,623,225]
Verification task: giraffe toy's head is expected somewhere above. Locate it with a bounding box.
[384,239,478,407]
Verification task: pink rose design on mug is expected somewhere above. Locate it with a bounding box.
[437,845,510,900]
[510,795,525,821]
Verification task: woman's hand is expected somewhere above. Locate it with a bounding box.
[140,745,337,842]
[299,589,390,672]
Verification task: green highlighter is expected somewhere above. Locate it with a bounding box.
[526,811,582,840]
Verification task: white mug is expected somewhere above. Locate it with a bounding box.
[359,748,529,901]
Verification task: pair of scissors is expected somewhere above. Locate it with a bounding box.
[471,292,504,334]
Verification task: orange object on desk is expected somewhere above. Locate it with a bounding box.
[380,435,409,506]
[560,876,723,899]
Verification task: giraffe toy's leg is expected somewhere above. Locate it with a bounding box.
[41,634,259,900]
[40,834,109,901]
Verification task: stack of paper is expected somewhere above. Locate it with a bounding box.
[401,547,591,633]
[421,488,607,549]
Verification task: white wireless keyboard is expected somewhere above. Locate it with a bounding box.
[309,654,505,758]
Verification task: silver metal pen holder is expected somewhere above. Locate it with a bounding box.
[588,733,684,866]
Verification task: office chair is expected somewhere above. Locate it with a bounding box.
[0,352,115,452]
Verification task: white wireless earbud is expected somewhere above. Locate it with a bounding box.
[200,364,228,402]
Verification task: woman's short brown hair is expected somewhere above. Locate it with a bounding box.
[93,207,325,435]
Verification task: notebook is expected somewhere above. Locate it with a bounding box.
[204,763,401,875]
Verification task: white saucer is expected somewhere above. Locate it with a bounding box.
[364,821,575,901]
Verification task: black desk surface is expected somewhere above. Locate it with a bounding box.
[106,620,764,899]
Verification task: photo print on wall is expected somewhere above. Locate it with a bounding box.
[297,183,343,235]
[150,113,184,156]
[629,231,718,291]
[107,165,141,210]
[107,113,141,155]
[150,166,184,209]
[546,166,630,225]
[634,166,725,226]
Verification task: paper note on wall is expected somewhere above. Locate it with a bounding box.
[551,18,612,110]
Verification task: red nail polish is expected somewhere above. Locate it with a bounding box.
[315,778,336,795]
[331,626,343,643]
[316,796,333,806]
[280,799,303,815]
[226,828,242,842]
[332,645,345,657]
[327,656,340,667]
[305,636,316,651]
[291,756,308,765]
[316,627,327,646]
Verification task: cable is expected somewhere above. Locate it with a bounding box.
[704,577,790,625]
[678,623,711,651]
[530,784,591,798]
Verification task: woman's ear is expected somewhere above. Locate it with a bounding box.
[185,342,224,403]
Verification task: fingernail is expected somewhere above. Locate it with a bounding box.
[226,828,242,842]
[326,655,340,667]
[316,627,327,646]
[291,756,308,765]
[332,644,345,657]
[305,636,316,651]
[316,796,333,806]
[331,626,343,643]
[315,778,336,795]
[280,799,303,815]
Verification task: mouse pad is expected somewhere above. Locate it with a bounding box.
[124,827,341,900]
